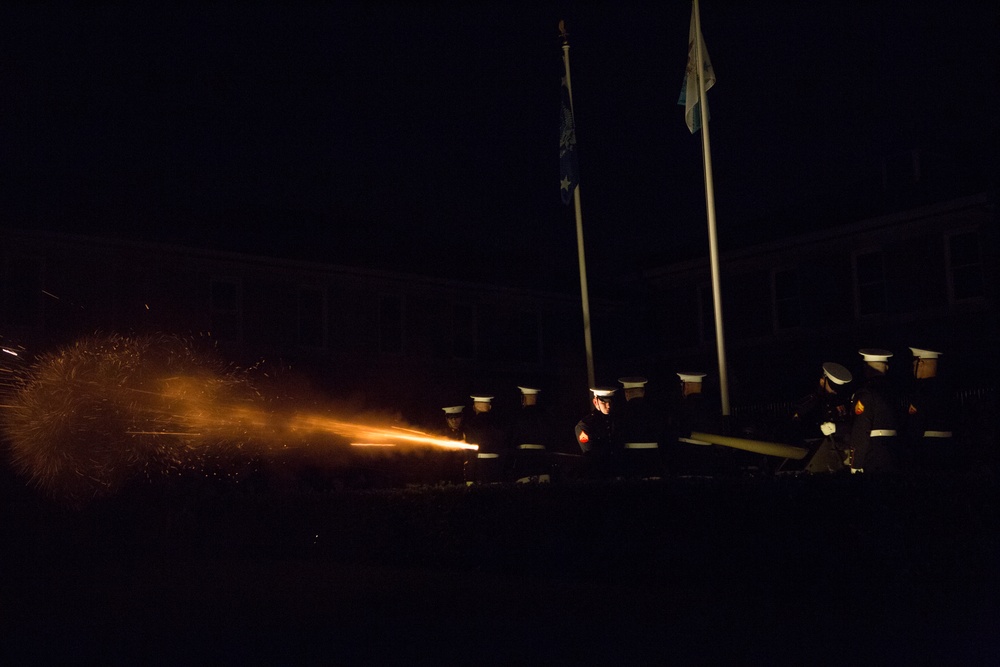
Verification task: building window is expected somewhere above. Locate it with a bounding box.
[516,310,540,364]
[298,286,325,348]
[210,277,242,342]
[379,294,403,355]
[947,230,984,302]
[772,268,801,330]
[452,303,476,360]
[476,307,500,363]
[854,250,886,316]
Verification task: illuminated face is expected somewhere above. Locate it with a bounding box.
[593,397,611,414]
[869,361,888,374]
[913,357,936,379]
[446,415,463,429]
[681,381,702,397]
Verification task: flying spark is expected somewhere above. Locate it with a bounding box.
[1,333,474,505]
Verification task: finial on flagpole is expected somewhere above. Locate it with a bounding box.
[559,20,569,45]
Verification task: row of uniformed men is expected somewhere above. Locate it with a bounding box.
[442,344,956,482]
[440,385,556,484]
[439,372,711,483]
[792,346,955,474]
[571,346,956,477]
[572,372,719,479]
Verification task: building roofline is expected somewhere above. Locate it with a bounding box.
[1,226,591,304]
[639,192,992,280]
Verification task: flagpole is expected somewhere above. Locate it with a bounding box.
[561,22,596,389]
[693,0,731,417]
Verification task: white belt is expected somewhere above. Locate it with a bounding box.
[624,442,658,449]
[517,444,546,450]
[477,453,499,459]
[923,430,953,438]
[870,429,897,437]
[515,474,551,484]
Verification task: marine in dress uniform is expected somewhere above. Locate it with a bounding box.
[617,376,665,480]
[508,386,553,483]
[902,347,956,472]
[574,387,621,480]
[671,372,728,476]
[464,395,506,485]
[439,405,467,484]
[673,372,710,437]
[846,349,899,474]
[789,362,853,473]
[442,405,466,441]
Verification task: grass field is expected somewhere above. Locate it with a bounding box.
[1,470,997,665]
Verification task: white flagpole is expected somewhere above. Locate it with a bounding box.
[561,23,596,389]
[693,0,731,417]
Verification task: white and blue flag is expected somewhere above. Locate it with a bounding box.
[678,4,716,134]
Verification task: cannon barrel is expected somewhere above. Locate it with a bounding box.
[689,431,808,460]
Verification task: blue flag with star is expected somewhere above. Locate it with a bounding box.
[559,75,578,205]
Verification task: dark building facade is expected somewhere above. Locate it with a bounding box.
[614,193,998,405]
[3,192,997,433]
[0,229,613,428]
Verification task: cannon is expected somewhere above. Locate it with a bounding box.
[689,431,808,460]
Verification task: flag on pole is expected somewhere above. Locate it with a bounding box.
[559,75,579,205]
[677,3,716,134]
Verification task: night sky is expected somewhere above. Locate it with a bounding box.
[2,2,996,291]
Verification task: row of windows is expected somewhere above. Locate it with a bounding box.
[207,278,545,365]
[2,224,987,368]
[380,295,543,365]
[0,246,552,368]
[695,229,985,342]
